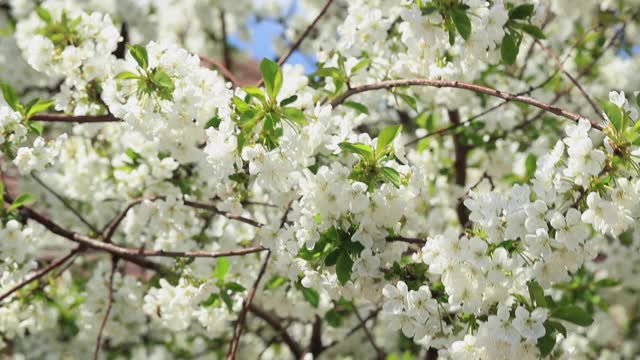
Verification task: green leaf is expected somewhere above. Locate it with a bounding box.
[220,291,234,310]
[381,167,402,187]
[325,309,343,327]
[205,115,222,129]
[602,101,624,131]
[313,67,342,79]
[115,71,139,80]
[1,83,20,112]
[595,278,620,287]
[551,305,594,326]
[521,24,546,39]
[214,257,229,281]
[525,154,537,179]
[259,58,282,101]
[26,99,54,119]
[351,58,372,74]
[324,249,341,266]
[0,180,4,206]
[339,142,374,159]
[452,9,472,40]
[9,193,35,211]
[233,96,252,113]
[279,95,298,107]
[36,7,52,22]
[376,124,402,152]
[336,251,353,285]
[501,32,519,65]
[281,107,307,125]
[301,287,320,307]
[546,320,567,338]
[509,4,535,20]
[537,327,556,357]
[527,280,547,307]
[264,276,287,290]
[343,101,369,115]
[225,282,246,292]
[125,148,142,163]
[243,86,267,103]
[127,44,148,69]
[397,93,417,111]
[416,112,438,131]
[151,70,174,90]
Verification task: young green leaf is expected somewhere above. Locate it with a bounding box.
[260,58,283,101]
[381,166,402,187]
[26,99,55,119]
[1,82,20,112]
[521,24,546,39]
[376,124,402,152]
[281,107,307,125]
[537,324,557,357]
[527,280,547,307]
[339,142,374,159]
[509,4,535,20]
[602,101,624,131]
[452,9,472,40]
[336,251,353,285]
[397,93,417,111]
[233,96,252,113]
[551,305,594,326]
[36,7,52,22]
[301,287,320,307]
[350,58,372,74]
[343,101,369,115]
[9,193,35,211]
[214,257,229,281]
[115,71,140,80]
[151,70,174,91]
[501,32,519,65]
[127,44,148,69]
[279,95,298,107]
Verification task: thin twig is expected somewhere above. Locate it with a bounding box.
[330,79,603,131]
[30,113,121,123]
[277,0,334,66]
[248,304,304,358]
[199,55,240,87]
[93,257,118,360]
[228,250,272,359]
[32,172,100,234]
[220,10,232,71]
[353,308,384,359]
[0,247,82,303]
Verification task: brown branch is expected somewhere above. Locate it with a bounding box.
[31,172,100,234]
[199,55,240,87]
[220,11,232,71]
[385,236,426,245]
[534,40,604,121]
[183,200,264,228]
[330,79,603,131]
[30,113,122,123]
[354,309,384,359]
[228,250,272,359]
[319,308,381,354]
[276,0,334,66]
[248,304,304,358]
[9,197,268,262]
[93,257,117,360]
[449,110,470,227]
[308,315,323,356]
[0,247,83,303]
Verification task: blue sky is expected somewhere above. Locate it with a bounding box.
[228,10,317,73]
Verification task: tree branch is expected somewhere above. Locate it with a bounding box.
[248,304,304,359]
[228,250,272,359]
[330,79,604,131]
[199,55,240,87]
[0,247,83,303]
[93,257,117,360]
[30,113,122,123]
[354,308,384,359]
[449,110,470,227]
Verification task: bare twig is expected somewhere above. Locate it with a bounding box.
[93,257,118,360]
[330,79,603,131]
[220,11,232,71]
[276,0,334,66]
[32,172,100,234]
[0,247,83,303]
[228,250,272,359]
[449,110,470,227]
[199,55,240,87]
[248,304,304,358]
[30,113,121,123]
[354,309,384,359]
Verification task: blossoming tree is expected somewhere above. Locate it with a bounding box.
[1,0,639,358]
